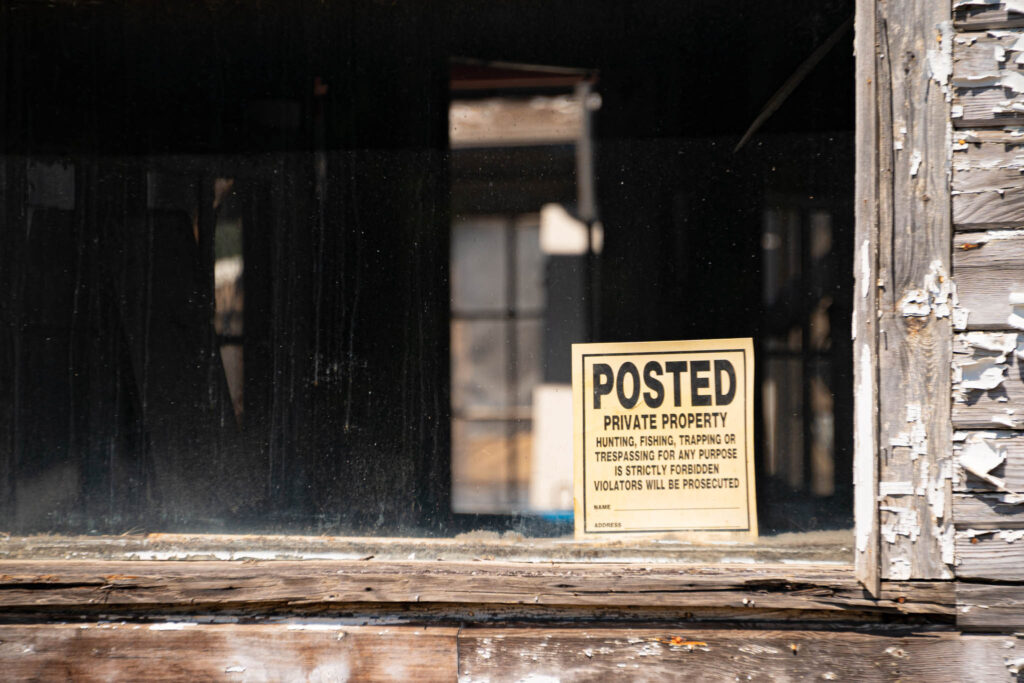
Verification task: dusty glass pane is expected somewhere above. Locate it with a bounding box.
[451,320,509,414]
[451,218,507,314]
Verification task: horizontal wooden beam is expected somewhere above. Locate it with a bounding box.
[0,560,955,618]
[1,622,1018,680]
[458,626,1019,681]
[954,493,1024,528]
[0,624,459,682]
[957,582,1024,630]
[955,5,1024,30]
[956,533,1024,579]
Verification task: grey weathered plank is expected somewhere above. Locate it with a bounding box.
[953,233,1024,327]
[955,532,1024,579]
[0,560,956,617]
[853,0,881,596]
[954,185,1024,229]
[954,430,1024,490]
[951,138,1024,228]
[875,0,954,580]
[954,492,1024,526]
[955,5,1024,30]
[0,624,459,682]
[957,582,1024,630]
[953,33,1024,127]
[952,333,1024,429]
[458,626,1019,681]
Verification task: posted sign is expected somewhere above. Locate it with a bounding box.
[572,338,757,538]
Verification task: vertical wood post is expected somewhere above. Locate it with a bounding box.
[856,0,954,589]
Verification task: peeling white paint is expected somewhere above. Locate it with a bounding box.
[928,22,954,102]
[854,343,875,556]
[909,150,923,177]
[959,356,1007,391]
[879,481,914,496]
[958,432,1009,491]
[953,332,1017,402]
[999,529,1024,543]
[888,557,912,581]
[859,239,870,300]
[900,260,955,319]
[1008,292,1024,330]
[149,622,197,631]
[880,505,920,544]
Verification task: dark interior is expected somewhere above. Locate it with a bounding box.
[0,0,854,535]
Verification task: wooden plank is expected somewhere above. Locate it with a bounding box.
[853,0,881,596]
[954,233,1024,327]
[952,139,1024,228]
[952,333,1024,429]
[954,430,1024,490]
[957,582,1024,630]
[955,5,1024,30]
[954,492,1024,526]
[952,33,1024,127]
[0,624,458,682]
[874,0,954,580]
[458,626,1018,681]
[0,560,956,617]
[955,532,1024,579]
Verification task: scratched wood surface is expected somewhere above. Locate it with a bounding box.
[874,0,954,581]
[854,0,882,596]
[0,624,459,682]
[953,233,1024,327]
[956,582,1024,629]
[0,560,957,618]
[457,626,1018,682]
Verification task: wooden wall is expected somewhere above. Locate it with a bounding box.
[949,0,1024,630]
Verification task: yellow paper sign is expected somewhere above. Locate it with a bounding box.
[572,338,757,538]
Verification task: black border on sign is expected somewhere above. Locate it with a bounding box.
[581,348,750,534]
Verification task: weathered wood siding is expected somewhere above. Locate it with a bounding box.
[950,3,1024,619]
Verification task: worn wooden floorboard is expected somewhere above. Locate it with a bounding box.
[0,624,459,682]
[957,582,1024,630]
[0,560,957,618]
[457,626,1018,682]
